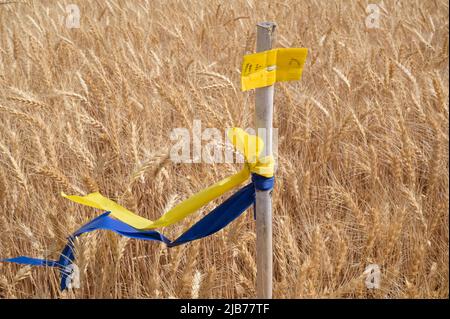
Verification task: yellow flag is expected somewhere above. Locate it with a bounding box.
[241,48,308,91]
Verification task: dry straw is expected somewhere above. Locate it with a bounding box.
[0,0,447,298]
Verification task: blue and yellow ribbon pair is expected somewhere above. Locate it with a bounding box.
[1,128,274,290]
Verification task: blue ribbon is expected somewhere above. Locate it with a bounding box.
[1,175,274,290]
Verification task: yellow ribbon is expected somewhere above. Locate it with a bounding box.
[62,128,274,230]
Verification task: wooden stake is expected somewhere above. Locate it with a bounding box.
[255,21,276,299]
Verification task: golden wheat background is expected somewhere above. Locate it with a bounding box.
[0,0,448,298]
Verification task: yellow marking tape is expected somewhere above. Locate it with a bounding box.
[63,128,274,230]
[241,48,308,91]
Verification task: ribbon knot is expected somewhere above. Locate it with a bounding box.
[246,155,275,178]
[227,127,275,178]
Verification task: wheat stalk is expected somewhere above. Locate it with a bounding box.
[0,0,447,299]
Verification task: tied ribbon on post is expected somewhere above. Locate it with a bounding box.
[1,128,274,290]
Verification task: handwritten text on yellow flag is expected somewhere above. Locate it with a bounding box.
[241,48,308,91]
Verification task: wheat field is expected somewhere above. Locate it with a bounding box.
[0,0,448,299]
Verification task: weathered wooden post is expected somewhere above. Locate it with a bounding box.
[255,21,276,299]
